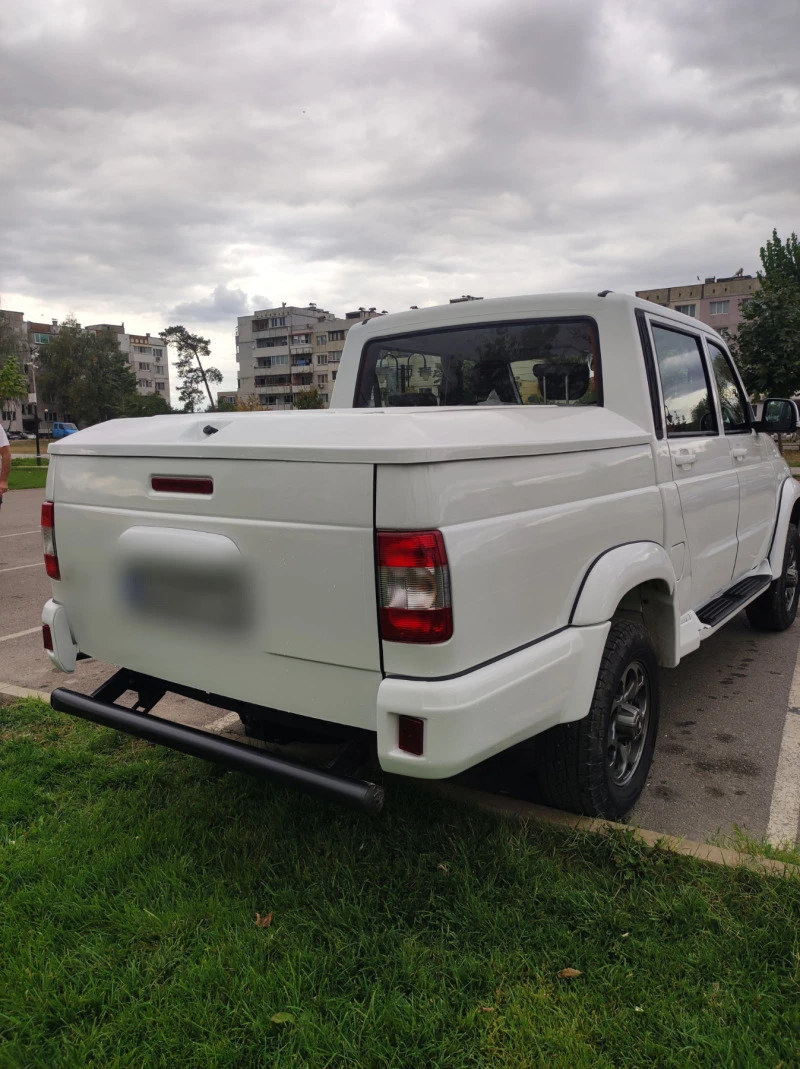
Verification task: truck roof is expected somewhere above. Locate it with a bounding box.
[351,291,721,342]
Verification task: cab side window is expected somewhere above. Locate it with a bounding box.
[707,341,749,432]
[652,325,717,435]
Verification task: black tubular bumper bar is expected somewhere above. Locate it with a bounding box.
[50,675,385,815]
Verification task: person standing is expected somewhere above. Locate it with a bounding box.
[0,423,10,509]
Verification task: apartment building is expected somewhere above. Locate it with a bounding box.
[635,272,760,338]
[85,324,171,400]
[235,304,383,409]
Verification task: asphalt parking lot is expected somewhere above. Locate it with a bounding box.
[2,486,798,848]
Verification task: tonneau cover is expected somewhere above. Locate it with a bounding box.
[50,406,650,465]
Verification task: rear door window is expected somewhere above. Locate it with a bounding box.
[651,325,717,435]
[354,318,600,408]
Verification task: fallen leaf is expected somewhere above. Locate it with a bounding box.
[478,1006,495,1013]
[621,932,630,938]
[271,1012,295,1024]
[634,1006,644,1013]
[437,863,450,873]
[255,912,274,928]
[557,968,583,980]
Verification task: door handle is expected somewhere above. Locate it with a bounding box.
[675,450,697,468]
[731,447,748,461]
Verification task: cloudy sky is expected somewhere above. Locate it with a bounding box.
[2,0,799,397]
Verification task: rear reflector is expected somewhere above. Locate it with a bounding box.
[42,624,53,651]
[377,530,453,643]
[151,476,214,495]
[41,500,60,581]
[398,715,424,756]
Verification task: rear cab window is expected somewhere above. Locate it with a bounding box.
[354,318,601,408]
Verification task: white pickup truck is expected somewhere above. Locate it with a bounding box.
[41,292,800,817]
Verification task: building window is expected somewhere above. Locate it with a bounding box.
[32,333,50,344]
[151,348,163,357]
[138,362,151,371]
[317,354,328,365]
[332,370,337,381]
[154,365,164,375]
[320,393,328,403]
[252,317,286,332]
[292,334,311,345]
[317,374,328,384]
[329,351,342,363]
[155,382,166,392]
[329,330,346,341]
[709,300,730,315]
[739,297,752,309]
[137,379,153,388]
[134,345,152,354]
[316,334,328,345]
[2,410,14,421]
[674,304,696,317]
[256,336,288,348]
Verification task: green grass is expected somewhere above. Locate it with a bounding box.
[10,456,49,467]
[1,698,799,1068]
[7,462,48,490]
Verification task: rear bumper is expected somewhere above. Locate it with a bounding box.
[44,596,610,786]
[377,623,610,779]
[51,669,384,815]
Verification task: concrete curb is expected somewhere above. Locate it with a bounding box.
[436,784,800,877]
[0,682,51,702]
[4,679,796,876]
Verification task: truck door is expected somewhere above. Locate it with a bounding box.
[705,337,777,577]
[651,322,740,609]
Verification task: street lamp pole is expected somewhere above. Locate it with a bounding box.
[28,345,42,468]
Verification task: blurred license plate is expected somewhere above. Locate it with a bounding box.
[123,563,249,632]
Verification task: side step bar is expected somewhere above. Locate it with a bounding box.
[51,672,385,815]
[696,574,771,627]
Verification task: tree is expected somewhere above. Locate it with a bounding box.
[160,326,223,412]
[293,388,326,410]
[37,321,138,425]
[123,392,173,417]
[733,230,800,401]
[231,394,266,411]
[0,312,28,424]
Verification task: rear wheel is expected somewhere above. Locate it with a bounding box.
[746,523,800,632]
[534,619,660,819]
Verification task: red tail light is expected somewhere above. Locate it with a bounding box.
[377,530,453,643]
[41,501,60,580]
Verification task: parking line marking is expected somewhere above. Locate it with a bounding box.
[0,627,41,643]
[0,562,44,574]
[766,644,800,847]
[206,711,241,734]
[0,530,40,539]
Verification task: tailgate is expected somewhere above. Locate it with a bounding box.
[49,455,381,728]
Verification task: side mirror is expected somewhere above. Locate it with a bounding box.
[756,398,798,434]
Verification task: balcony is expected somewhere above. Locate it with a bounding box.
[292,374,313,387]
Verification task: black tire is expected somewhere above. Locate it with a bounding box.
[534,619,660,819]
[746,524,800,632]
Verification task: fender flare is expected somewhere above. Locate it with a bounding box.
[571,542,680,666]
[768,477,800,578]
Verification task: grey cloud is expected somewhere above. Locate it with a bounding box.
[169,284,271,322]
[1,0,798,360]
